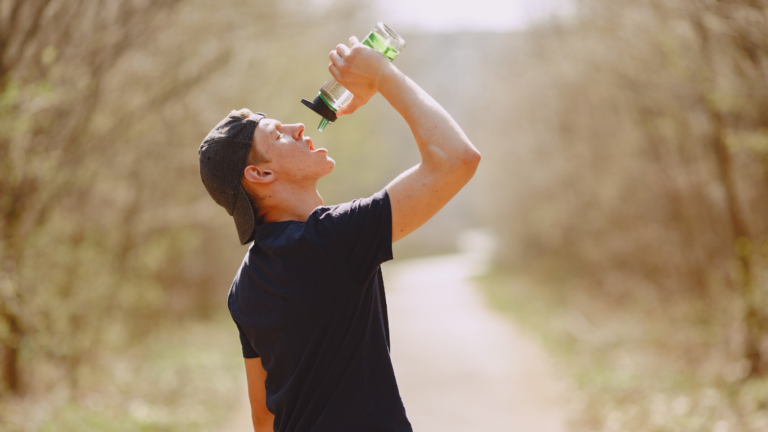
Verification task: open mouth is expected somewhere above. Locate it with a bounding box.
[308,138,315,151]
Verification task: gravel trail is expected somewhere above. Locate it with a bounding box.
[383,246,568,431]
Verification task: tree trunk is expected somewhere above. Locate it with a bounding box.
[0,307,22,393]
[636,108,710,293]
[690,10,765,377]
[709,108,764,376]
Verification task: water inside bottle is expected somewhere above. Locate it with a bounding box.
[363,30,399,61]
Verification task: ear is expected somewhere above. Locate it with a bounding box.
[243,164,275,186]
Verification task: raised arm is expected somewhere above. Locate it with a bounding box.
[329,37,481,242]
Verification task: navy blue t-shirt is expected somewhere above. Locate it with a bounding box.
[228,188,412,432]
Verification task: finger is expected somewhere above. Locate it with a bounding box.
[336,43,350,57]
[329,50,343,66]
[328,63,341,81]
[349,36,360,47]
[336,96,363,117]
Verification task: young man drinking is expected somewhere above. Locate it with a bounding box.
[198,35,481,432]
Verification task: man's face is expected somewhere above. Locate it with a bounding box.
[253,118,335,184]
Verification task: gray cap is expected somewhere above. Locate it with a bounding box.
[199,111,266,245]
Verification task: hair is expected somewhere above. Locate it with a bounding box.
[233,108,271,225]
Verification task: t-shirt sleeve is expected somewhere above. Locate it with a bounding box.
[314,188,393,283]
[234,320,260,358]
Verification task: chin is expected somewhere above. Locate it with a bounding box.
[315,157,335,180]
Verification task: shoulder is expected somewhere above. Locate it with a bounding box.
[314,188,391,222]
[306,188,392,252]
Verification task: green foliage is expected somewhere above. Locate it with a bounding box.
[2,0,456,427]
[478,0,768,380]
[725,129,768,155]
[2,316,243,432]
[480,270,768,431]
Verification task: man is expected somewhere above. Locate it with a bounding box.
[199,35,480,432]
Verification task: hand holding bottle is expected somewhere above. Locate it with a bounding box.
[301,23,405,130]
[328,36,392,117]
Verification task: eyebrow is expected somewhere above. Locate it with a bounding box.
[264,125,277,139]
[266,121,282,137]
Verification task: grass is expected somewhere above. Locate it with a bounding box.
[477,269,768,432]
[1,315,245,432]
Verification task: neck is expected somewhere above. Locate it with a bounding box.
[259,182,324,224]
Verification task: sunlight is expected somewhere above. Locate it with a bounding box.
[375,0,573,33]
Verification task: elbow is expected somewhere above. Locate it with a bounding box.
[466,146,481,167]
[460,146,481,175]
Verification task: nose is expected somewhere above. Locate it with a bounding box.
[290,123,305,140]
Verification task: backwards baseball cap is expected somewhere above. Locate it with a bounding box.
[198,110,267,245]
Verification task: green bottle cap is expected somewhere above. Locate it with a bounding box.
[318,118,331,131]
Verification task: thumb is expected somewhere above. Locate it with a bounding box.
[336,96,365,117]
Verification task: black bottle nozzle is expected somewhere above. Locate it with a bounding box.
[301,95,337,131]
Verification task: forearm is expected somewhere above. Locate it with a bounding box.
[252,413,274,432]
[330,35,481,242]
[378,65,479,170]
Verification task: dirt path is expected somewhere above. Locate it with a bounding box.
[383,234,569,432]
[219,232,569,432]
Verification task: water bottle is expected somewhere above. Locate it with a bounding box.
[301,22,406,131]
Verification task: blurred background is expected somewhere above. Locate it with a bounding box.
[2,0,768,430]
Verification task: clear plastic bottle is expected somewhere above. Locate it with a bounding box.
[301,22,406,131]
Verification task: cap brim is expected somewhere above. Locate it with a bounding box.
[232,183,256,245]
